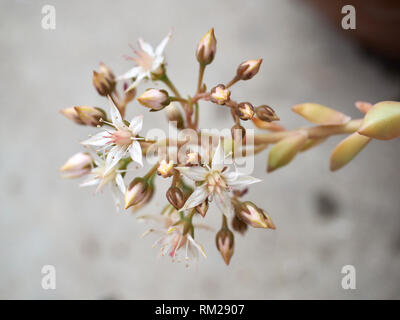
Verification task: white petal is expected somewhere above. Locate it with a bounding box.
[182,185,209,210]
[187,234,207,258]
[110,184,122,213]
[175,166,208,182]
[152,55,164,71]
[80,177,100,188]
[215,190,234,217]
[155,31,172,57]
[223,171,261,187]
[128,140,143,166]
[115,173,126,194]
[105,146,126,174]
[129,115,143,135]
[211,139,225,171]
[138,38,155,56]
[125,72,147,92]
[81,131,111,146]
[116,66,141,81]
[109,98,126,130]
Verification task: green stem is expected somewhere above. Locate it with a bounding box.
[197,64,206,93]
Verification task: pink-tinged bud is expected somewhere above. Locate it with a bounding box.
[195,199,209,218]
[236,102,255,120]
[60,152,92,178]
[255,105,279,122]
[123,86,137,104]
[210,84,230,105]
[125,177,148,209]
[231,214,248,235]
[137,88,170,111]
[237,201,275,229]
[60,107,85,125]
[74,106,106,127]
[196,28,217,65]
[130,181,154,212]
[216,227,234,265]
[165,103,184,129]
[236,59,262,80]
[157,159,175,178]
[231,124,246,143]
[166,186,185,210]
[92,64,116,96]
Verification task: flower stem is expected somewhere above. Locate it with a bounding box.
[197,64,206,93]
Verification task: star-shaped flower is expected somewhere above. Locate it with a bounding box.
[118,31,172,91]
[175,140,261,216]
[81,99,144,174]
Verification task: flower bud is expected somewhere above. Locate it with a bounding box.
[123,85,137,104]
[185,152,201,166]
[237,201,275,229]
[157,159,175,178]
[216,227,234,265]
[196,28,217,65]
[131,181,154,212]
[137,88,170,111]
[231,214,248,235]
[60,107,85,125]
[92,63,116,96]
[166,186,185,210]
[236,59,262,80]
[74,106,106,127]
[255,105,279,122]
[60,152,92,178]
[165,103,184,129]
[195,199,209,217]
[236,102,255,120]
[231,124,246,143]
[210,84,230,105]
[125,177,148,209]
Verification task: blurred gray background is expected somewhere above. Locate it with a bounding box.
[1,0,400,299]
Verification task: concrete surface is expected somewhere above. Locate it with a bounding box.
[1,0,400,299]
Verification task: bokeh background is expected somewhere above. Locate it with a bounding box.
[1,0,400,299]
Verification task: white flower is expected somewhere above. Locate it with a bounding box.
[117,31,172,91]
[176,140,261,216]
[81,98,143,174]
[80,151,126,211]
[139,212,207,267]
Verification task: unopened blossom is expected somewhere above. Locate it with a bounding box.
[216,226,235,265]
[210,84,230,105]
[80,151,126,211]
[236,59,262,80]
[236,201,275,229]
[118,31,172,92]
[60,152,92,178]
[137,88,170,111]
[176,140,261,216]
[196,28,217,65]
[81,99,144,173]
[236,102,255,121]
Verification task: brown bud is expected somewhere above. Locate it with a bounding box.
[255,105,279,122]
[216,227,234,265]
[237,201,275,229]
[236,59,262,80]
[195,199,209,217]
[92,63,116,96]
[196,28,217,65]
[210,84,230,105]
[60,107,85,125]
[231,214,248,235]
[124,177,148,209]
[231,124,246,143]
[130,181,155,212]
[166,187,185,210]
[165,103,184,129]
[74,106,106,127]
[236,102,255,120]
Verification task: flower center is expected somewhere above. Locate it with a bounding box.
[206,171,228,194]
[128,45,154,71]
[111,130,133,146]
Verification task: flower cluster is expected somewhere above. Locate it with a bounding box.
[60,28,400,266]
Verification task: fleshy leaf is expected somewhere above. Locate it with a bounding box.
[330,132,371,171]
[267,131,308,172]
[358,101,400,140]
[355,101,372,114]
[300,138,326,152]
[292,103,350,125]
